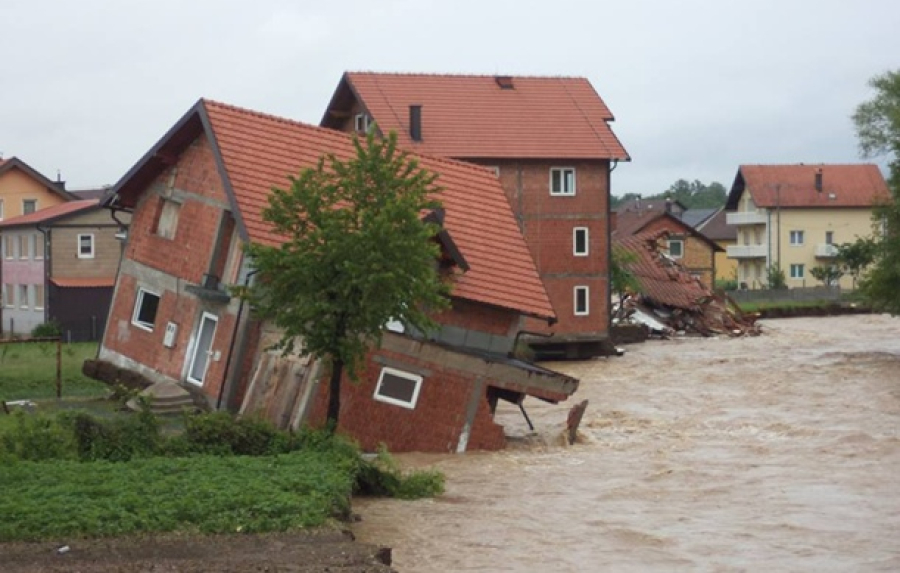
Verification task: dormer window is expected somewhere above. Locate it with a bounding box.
[354,113,372,133]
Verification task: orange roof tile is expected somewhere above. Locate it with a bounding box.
[0,199,99,228]
[728,164,890,209]
[200,100,554,320]
[325,72,629,160]
[615,230,710,310]
[50,277,116,288]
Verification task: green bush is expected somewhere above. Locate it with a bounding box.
[63,407,161,462]
[31,321,62,338]
[0,411,76,462]
[355,445,445,499]
[715,279,739,291]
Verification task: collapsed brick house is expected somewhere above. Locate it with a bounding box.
[93,99,577,452]
[613,198,723,290]
[321,73,630,357]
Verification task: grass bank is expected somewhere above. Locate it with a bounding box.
[0,341,105,401]
[0,410,444,542]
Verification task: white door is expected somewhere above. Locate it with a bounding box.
[187,313,218,385]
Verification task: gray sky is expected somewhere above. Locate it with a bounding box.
[2,0,897,196]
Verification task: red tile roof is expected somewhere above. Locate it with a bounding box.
[728,164,890,209]
[324,72,630,161]
[612,208,723,252]
[200,100,554,320]
[0,199,98,228]
[50,277,116,288]
[615,230,710,310]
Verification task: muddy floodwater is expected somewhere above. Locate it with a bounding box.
[353,315,900,572]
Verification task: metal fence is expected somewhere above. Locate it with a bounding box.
[728,286,843,304]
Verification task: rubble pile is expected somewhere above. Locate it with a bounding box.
[613,230,762,338]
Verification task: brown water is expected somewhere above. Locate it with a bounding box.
[353,315,900,572]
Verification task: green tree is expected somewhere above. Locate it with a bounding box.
[809,265,844,288]
[836,238,877,288]
[852,70,900,314]
[766,263,787,289]
[245,131,451,429]
[610,245,640,314]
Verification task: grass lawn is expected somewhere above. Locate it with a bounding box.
[738,299,837,313]
[0,341,107,402]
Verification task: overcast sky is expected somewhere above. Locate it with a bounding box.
[2,0,897,196]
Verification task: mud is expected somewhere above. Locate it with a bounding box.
[353,315,900,572]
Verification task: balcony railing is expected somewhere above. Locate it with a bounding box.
[815,243,839,258]
[727,244,767,258]
[726,211,767,225]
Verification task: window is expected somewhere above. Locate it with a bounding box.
[34,284,44,310]
[132,288,161,331]
[825,231,834,245]
[550,167,576,196]
[154,198,181,240]
[1,284,10,308]
[354,113,371,133]
[574,286,589,316]
[33,234,43,260]
[789,230,804,246]
[22,199,37,215]
[19,285,29,309]
[790,264,805,279]
[373,367,424,409]
[667,239,684,259]
[18,235,29,260]
[2,236,12,259]
[0,199,4,220]
[77,234,95,258]
[573,227,589,256]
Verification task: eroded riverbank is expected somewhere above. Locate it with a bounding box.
[353,315,900,572]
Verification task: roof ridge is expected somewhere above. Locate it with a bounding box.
[347,71,590,80]
[201,99,351,144]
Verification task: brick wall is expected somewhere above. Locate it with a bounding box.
[306,346,506,452]
[633,217,716,290]
[480,159,612,338]
[101,133,240,400]
[433,298,519,337]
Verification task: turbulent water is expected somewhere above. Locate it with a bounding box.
[353,315,900,572]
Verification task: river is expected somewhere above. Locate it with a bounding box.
[352,315,900,572]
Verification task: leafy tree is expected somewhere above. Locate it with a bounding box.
[836,238,877,288]
[610,245,640,314]
[613,179,728,211]
[245,131,451,430]
[766,263,787,289]
[809,265,844,288]
[852,70,900,314]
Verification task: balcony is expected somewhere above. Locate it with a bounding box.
[727,244,767,258]
[726,211,767,225]
[815,243,839,258]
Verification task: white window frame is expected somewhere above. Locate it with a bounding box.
[34,284,45,311]
[574,286,590,316]
[825,231,834,245]
[186,312,219,386]
[77,233,95,259]
[2,236,12,259]
[131,288,161,331]
[667,239,684,259]
[573,227,589,256]
[550,167,576,196]
[789,230,804,246]
[22,199,37,215]
[19,284,29,309]
[18,235,29,260]
[354,113,371,133]
[33,234,43,260]
[0,198,4,221]
[373,366,424,409]
[1,284,10,308]
[790,264,805,279]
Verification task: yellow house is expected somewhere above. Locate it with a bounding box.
[724,164,890,290]
[693,207,738,283]
[0,157,75,221]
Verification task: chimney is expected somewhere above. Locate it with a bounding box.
[815,168,823,192]
[665,197,672,213]
[409,105,422,142]
[495,75,514,89]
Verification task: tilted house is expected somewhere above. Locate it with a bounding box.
[725,164,890,289]
[613,198,723,290]
[0,199,126,340]
[95,99,577,452]
[321,72,630,358]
